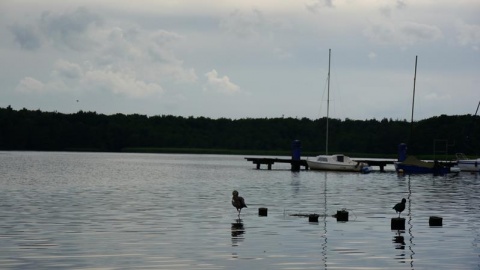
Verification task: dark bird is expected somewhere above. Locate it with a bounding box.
[232,190,247,216]
[393,198,406,218]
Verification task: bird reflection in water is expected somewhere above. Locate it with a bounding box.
[231,218,245,247]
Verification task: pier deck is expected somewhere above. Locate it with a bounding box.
[245,157,397,172]
[244,157,309,170]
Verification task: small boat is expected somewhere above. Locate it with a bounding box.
[393,56,453,175]
[307,49,370,173]
[394,155,452,175]
[455,153,480,172]
[308,154,370,172]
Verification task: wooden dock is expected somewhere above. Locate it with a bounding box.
[245,157,397,172]
[244,157,309,170]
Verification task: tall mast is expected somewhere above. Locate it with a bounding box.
[326,49,331,155]
[409,55,418,146]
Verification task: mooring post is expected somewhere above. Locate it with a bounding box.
[429,216,443,226]
[336,210,349,222]
[391,218,406,230]
[259,207,268,216]
[309,214,319,222]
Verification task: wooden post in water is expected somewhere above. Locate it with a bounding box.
[309,214,319,222]
[429,216,443,226]
[259,207,268,216]
[336,210,348,222]
[391,217,405,230]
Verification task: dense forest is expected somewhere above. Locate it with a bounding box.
[0,106,479,158]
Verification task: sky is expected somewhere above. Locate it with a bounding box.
[0,0,479,120]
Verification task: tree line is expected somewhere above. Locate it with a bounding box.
[0,106,478,158]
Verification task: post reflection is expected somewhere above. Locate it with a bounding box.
[393,230,406,250]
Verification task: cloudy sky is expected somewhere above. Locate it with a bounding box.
[0,0,479,120]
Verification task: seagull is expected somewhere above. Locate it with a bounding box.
[393,198,406,218]
[232,190,247,216]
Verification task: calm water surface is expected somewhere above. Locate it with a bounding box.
[0,151,479,269]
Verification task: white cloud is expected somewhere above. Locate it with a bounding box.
[84,68,163,98]
[16,77,45,93]
[456,20,480,50]
[8,6,198,101]
[15,76,67,94]
[204,69,241,95]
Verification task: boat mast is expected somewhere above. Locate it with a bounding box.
[409,55,418,147]
[326,49,331,155]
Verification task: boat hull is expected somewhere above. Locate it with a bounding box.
[394,162,450,175]
[457,159,480,172]
[307,161,363,172]
[307,154,368,172]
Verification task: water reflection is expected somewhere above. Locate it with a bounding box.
[393,230,406,250]
[290,171,301,195]
[231,219,245,247]
[321,172,328,269]
[407,175,415,269]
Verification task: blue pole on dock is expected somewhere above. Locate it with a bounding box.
[398,143,407,162]
[291,140,301,171]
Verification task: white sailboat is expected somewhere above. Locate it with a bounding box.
[454,101,480,173]
[307,49,369,172]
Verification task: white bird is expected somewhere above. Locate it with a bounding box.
[232,190,247,216]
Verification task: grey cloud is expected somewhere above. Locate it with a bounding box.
[400,22,443,43]
[396,0,407,9]
[305,0,334,13]
[53,60,83,80]
[365,21,443,45]
[220,8,266,38]
[39,7,103,51]
[9,23,42,50]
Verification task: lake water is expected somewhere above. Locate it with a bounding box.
[0,151,479,270]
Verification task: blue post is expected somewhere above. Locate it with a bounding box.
[291,140,301,171]
[398,143,407,162]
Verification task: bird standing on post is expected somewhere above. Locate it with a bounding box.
[393,198,406,218]
[232,190,247,216]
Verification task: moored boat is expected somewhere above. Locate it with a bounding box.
[308,49,369,173]
[455,153,480,172]
[307,154,369,172]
